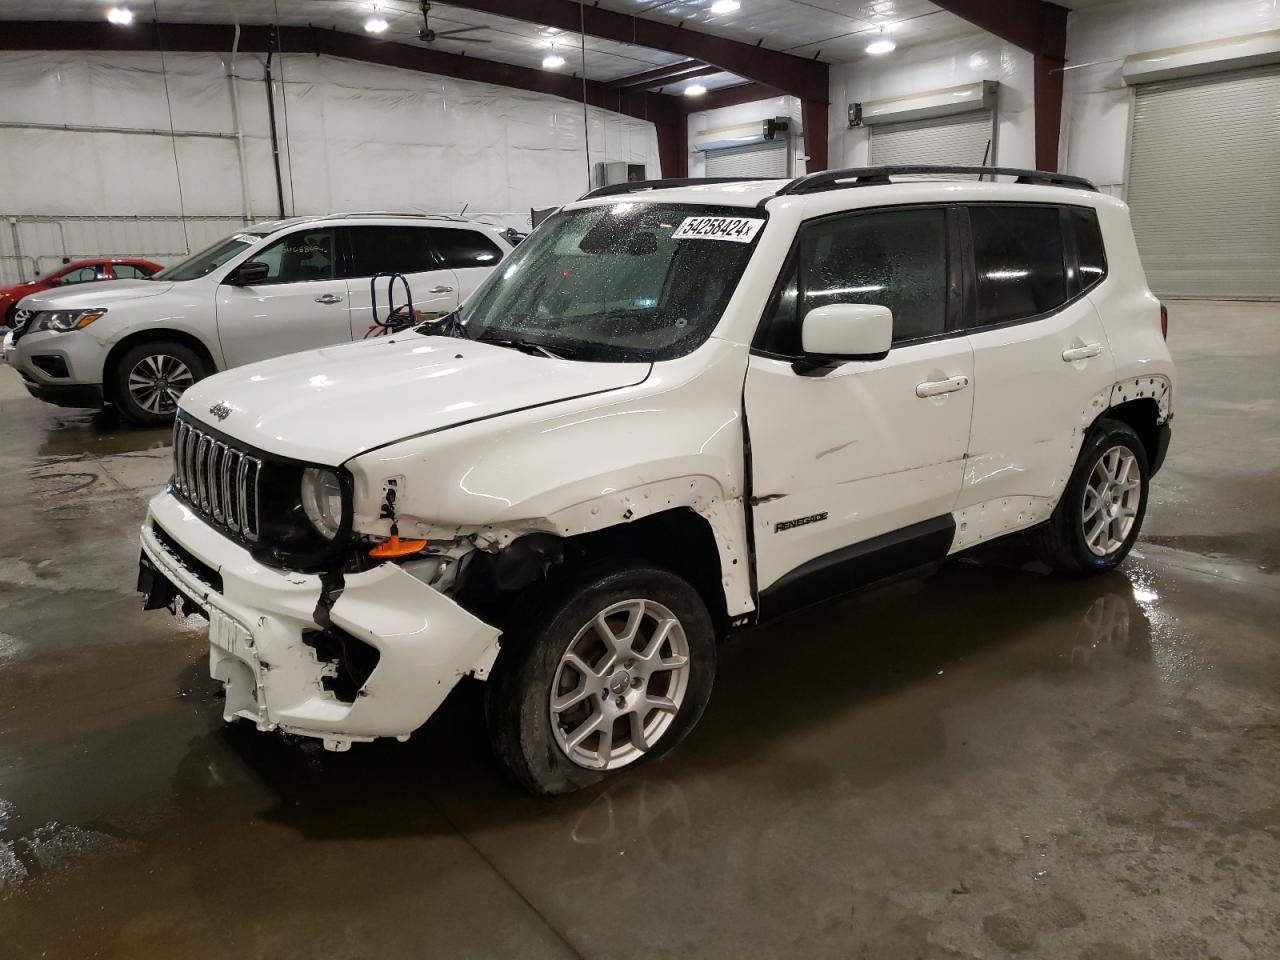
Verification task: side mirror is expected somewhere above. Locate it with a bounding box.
[229,261,270,286]
[800,303,892,365]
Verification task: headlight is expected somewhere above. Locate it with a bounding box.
[29,308,107,333]
[300,466,345,540]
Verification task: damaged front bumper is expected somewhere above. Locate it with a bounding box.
[138,490,501,751]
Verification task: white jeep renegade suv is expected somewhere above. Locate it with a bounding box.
[137,167,1174,794]
[9,214,514,424]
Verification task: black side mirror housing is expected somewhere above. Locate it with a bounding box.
[229,261,270,286]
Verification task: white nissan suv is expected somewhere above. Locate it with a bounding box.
[137,167,1174,794]
[9,214,515,424]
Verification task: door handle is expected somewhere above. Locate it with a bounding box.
[1062,343,1102,362]
[916,375,970,398]
[314,294,343,305]
[428,285,454,294]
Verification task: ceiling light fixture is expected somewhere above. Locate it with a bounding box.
[866,28,895,55]
[684,84,708,97]
[106,6,133,25]
[542,45,566,69]
[364,14,389,33]
[709,0,740,13]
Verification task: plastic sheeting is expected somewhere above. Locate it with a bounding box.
[0,50,660,282]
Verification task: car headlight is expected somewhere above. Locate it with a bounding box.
[300,466,345,540]
[29,308,108,333]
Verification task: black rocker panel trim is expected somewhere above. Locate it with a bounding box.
[757,514,956,622]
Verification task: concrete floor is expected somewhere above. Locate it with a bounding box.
[0,300,1277,959]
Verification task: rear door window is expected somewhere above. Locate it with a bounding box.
[969,205,1069,327]
[344,226,440,278]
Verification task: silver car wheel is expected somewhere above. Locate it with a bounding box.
[1082,445,1141,556]
[127,354,194,415]
[549,598,691,771]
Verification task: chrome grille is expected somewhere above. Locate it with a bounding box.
[172,419,261,541]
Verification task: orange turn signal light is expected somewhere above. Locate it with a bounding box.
[368,535,428,559]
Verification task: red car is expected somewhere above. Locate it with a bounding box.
[1,258,164,328]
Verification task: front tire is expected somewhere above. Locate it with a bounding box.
[485,562,717,795]
[1035,419,1150,575]
[110,341,206,426]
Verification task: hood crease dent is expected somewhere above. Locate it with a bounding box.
[178,335,652,465]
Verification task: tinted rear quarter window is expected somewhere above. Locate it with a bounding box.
[430,228,503,268]
[969,205,1068,326]
[1069,207,1107,293]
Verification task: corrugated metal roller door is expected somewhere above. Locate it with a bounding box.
[870,111,994,168]
[704,138,789,178]
[1127,63,1280,299]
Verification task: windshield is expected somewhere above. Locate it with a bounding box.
[449,202,766,362]
[153,231,270,282]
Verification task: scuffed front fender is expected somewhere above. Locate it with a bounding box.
[344,340,756,615]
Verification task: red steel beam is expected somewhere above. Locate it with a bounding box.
[443,0,829,103]
[929,0,1069,170]
[0,20,684,130]
[609,61,721,92]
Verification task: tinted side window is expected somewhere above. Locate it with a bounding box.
[113,263,153,279]
[1069,207,1107,293]
[252,229,336,284]
[970,206,1067,326]
[430,228,503,268]
[346,226,439,277]
[805,207,948,344]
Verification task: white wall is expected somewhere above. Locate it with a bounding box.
[827,34,1036,171]
[685,94,805,177]
[0,50,659,283]
[1060,0,1280,194]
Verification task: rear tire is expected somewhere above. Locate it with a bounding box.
[1035,419,1149,575]
[485,562,717,795]
[110,341,207,426]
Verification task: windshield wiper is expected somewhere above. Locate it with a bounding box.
[477,332,574,360]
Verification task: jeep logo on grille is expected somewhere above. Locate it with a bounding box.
[209,402,232,422]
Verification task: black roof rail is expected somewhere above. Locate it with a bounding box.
[578,177,778,201]
[773,165,1098,197]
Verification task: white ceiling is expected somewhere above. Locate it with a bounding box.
[0,0,1027,85]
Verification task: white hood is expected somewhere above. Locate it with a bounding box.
[179,334,651,465]
[20,279,175,310]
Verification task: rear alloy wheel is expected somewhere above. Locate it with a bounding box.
[1081,445,1142,557]
[1035,419,1150,575]
[111,341,206,425]
[486,563,716,795]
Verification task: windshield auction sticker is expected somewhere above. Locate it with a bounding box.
[672,216,764,243]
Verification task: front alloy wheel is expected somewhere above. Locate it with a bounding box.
[550,598,692,771]
[111,340,207,425]
[486,563,716,795]
[127,353,195,416]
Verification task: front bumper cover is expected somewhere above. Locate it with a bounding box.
[139,489,501,751]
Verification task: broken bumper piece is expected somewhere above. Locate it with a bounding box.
[139,490,501,752]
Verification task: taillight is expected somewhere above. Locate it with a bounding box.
[1159,302,1168,340]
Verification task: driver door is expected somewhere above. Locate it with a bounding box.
[215,226,352,368]
[744,206,973,608]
